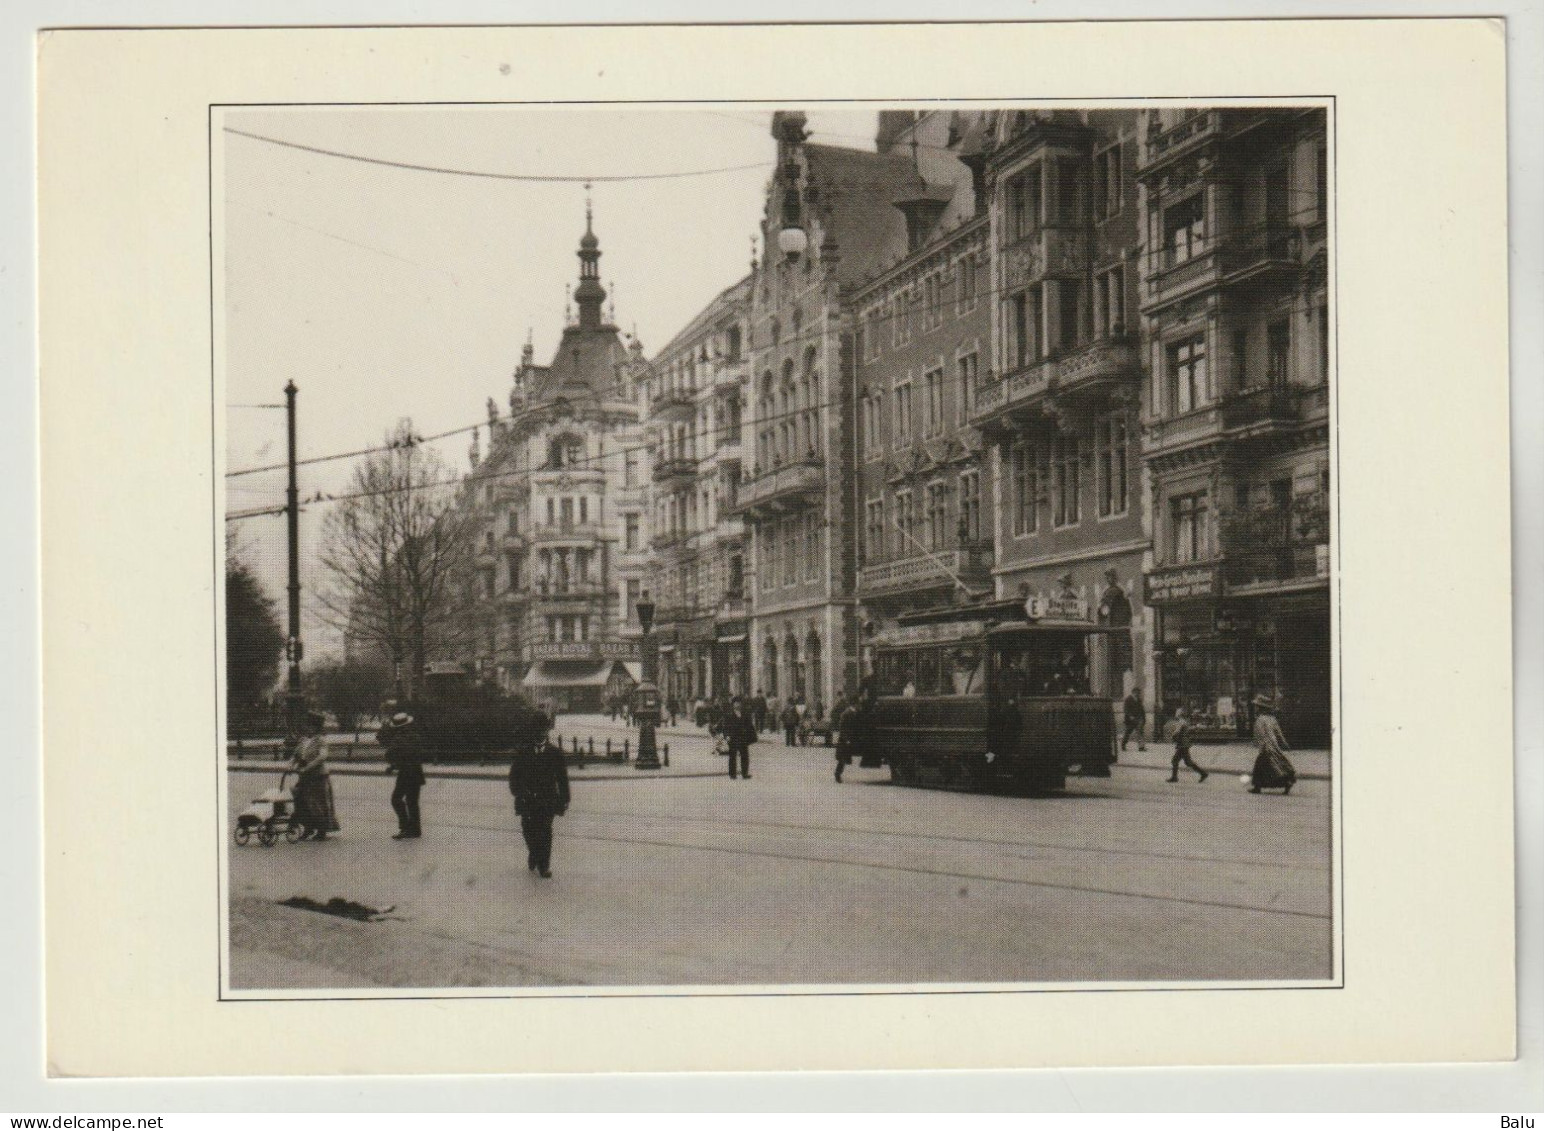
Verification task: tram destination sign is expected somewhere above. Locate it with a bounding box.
[1144,565,1221,603]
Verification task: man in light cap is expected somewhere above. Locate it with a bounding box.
[380,711,426,839]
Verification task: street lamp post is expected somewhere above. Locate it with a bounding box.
[633,590,662,770]
[282,379,305,757]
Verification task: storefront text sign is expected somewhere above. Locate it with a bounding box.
[529,640,642,661]
[1144,566,1220,604]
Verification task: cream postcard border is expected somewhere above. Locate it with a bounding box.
[39,20,1511,1076]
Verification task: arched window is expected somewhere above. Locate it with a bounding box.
[765,640,779,699]
[785,636,803,702]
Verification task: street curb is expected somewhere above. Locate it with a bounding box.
[226,763,727,783]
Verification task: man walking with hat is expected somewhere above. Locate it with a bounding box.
[379,711,426,839]
[508,713,570,877]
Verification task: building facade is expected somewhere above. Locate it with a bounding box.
[734,111,927,713]
[968,109,1152,702]
[642,275,754,706]
[1136,107,1330,744]
[852,111,993,672]
[455,210,650,712]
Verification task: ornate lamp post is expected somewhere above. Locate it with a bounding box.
[633,590,662,770]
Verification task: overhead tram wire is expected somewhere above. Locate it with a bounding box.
[224,127,774,185]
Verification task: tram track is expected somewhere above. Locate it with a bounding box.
[408,811,1330,922]
[410,784,1326,872]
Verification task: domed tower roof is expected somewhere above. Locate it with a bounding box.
[573,192,607,329]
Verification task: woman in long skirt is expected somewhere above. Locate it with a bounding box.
[292,712,340,839]
[1249,695,1297,795]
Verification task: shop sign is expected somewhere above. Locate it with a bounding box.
[529,640,642,661]
[1145,566,1220,604]
[1025,595,1090,622]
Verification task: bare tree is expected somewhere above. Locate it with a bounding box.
[313,421,480,696]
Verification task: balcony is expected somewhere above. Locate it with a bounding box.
[717,594,749,621]
[1052,335,1142,402]
[731,458,825,517]
[713,359,747,393]
[1219,499,1330,592]
[857,548,994,597]
[532,582,606,602]
[652,455,698,485]
[530,522,606,545]
[1219,224,1303,283]
[1144,227,1308,313]
[999,226,1085,288]
[1146,385,1327,457]
[1138,110,1221,173]
[968,357,1058,427]
[650,387,696,421]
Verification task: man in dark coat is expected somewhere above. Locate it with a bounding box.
[722,697,758,780]
[380,711,427,839]
[781,701,801,746]
[750,691,767,734]
[1121,690,1148,752]
[507,715,570,877]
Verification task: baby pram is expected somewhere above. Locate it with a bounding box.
[234,771,308,847]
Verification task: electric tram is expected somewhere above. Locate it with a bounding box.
[863,595,1122,794]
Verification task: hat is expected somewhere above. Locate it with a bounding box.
[389,712,414,727]
[1252,694,1276,710]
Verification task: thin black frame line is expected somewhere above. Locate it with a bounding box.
[211,94,1341,1004]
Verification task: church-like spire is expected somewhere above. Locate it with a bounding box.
[574,186,607,330]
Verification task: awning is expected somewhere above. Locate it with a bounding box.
[619,661,643,683]
[522,661,612,689]
[715,634,747,645]
[657,643,676,654]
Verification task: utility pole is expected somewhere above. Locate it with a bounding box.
[283,380,305,755]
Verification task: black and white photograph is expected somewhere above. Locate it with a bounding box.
[219,103,1337,994]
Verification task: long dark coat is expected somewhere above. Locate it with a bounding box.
[720,709,757,749]
[507,742,571,818]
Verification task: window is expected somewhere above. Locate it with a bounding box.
[1053,433,1081,527]
[805,515,819,581]
[624,513,639,552]
[895,490,915,556]
[1009,291,1039,369]
[1267,320,1291,387]
[865,498,886,562]
[1168,335,1208,414]
[1012,444,1039,536]
[727,554,744,598]
[579,496,589,525]
[865,308,883,360]
[1093,143,1123,221]
[481,568,496,600]
[507,508,520,535]
[544,498,554,527]
[1008,167,1042,240]
[862,393,880,453]
[1171,491,1210,564]
[1095,266,1126,337]
[894,380,914,445]
[957,351,980,424]
[1165,194,1206,266]
[559,497,574,528]
[1095,413,1129,518]
[625,578,641,625]
[926,483,949,551]
[957,253,978,312]
[959,470,981,543]
[924,274,943,329]
[923,368,945,437]
[624,448,639,487]
[1059,283,1081,352]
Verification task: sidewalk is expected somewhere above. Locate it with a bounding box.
[1117,740,1331,781]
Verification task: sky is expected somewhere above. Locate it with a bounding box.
[221,106,878,655]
